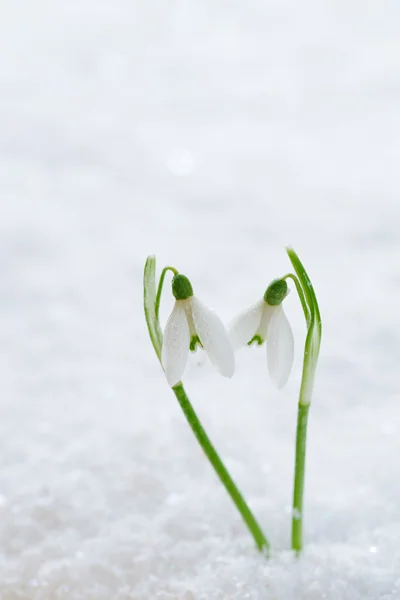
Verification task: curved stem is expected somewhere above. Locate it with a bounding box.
[155,266,178,320]
[282,273,311,326]
[173,382,270,554]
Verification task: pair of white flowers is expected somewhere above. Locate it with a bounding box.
[162,274,294,389]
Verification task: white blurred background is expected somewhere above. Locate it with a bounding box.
[1,1,400,598]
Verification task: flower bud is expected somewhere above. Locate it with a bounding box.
[172,274,194,300]
[264,279,288,306]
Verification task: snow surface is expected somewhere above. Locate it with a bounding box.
[2,1,400,598]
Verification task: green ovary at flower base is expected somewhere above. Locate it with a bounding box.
[143,256,270,553]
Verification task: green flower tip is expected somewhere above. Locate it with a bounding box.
[190,335,202,352]
[264,278,288,306]
[172,274,194,300]
[248,334,263,346]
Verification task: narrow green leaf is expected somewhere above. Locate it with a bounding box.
[143,255,163,362]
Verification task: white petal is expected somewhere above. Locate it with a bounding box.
[267,305,294,389]
[190,297,235,378]
[161,301,190,386]
[229,300,264,349]
[257,303,273,340]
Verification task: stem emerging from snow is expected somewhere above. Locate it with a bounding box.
[286,247,322,555]
[291,403,310,553]
[173,382,270,553]
[144,255,270,553]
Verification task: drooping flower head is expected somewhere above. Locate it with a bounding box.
[229,278,294,389]
[162,273,235,386]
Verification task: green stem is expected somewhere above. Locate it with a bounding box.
[144,256,270,554]
[285,246,322,555]
[173,382,270,553]
[291,323,319,554]
[155,266,178,320]
[291,404,310,554]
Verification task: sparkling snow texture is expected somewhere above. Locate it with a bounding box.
[2,1,400,598]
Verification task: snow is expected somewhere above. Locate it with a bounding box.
[1,0,400,597]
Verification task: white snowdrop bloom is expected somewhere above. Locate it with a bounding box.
[162,274,235,387]
[229,279,294,389]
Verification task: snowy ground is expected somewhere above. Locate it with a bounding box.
[2,1,400,598]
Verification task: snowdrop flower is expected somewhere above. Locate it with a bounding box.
[162,274,235,386]
[230,279,294,389]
